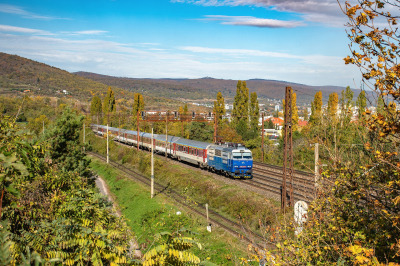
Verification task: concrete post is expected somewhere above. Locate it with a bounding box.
[151,128,154,199]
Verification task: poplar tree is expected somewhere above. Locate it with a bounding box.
[356,90,367,119]
[339,86,354,122]
[132,93,145,126]
[213,92,225,123]
[249,92,259,133]
[232,80,249,126]
[327,92,339,122]
[90,96,102,115]
[310,91,322,124]
[103,87,116,115]
[183,104,188,115]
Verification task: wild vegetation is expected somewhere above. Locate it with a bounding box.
[245,1,400,264]
[0,109,135,265]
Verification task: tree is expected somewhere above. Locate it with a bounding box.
[141,229,205,266]
[103,87,116,115]
[46,107,91,178]
[327,92,339,122]
[183,104,188,115]
[356,90,367,119]
[219,124,243,143]
[0,116,133,265]
[27,114,50,135]
[249,92,260,134]
[377,96,384,115]
[187,122,213,142]
[232,80,249,126]
[132,93,145,128]
[90,96,102,115]
[213,92,225,123]
[339,87,354,123]
[263,1,400,264]
[310,91,322,124]
[302,108,308,121]
[132,93,145,116]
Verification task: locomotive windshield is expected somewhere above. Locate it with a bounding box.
[232,152,252,159]
[242,152,252,159]
[232,153,242,159]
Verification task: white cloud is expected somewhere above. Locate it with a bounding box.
[0,32,359,86]
[60,30,108,35]
[200,15,304,28]
[0,4,70,20]
[178,46,345,68]
[172,0,353,26]
[0,24,53,35]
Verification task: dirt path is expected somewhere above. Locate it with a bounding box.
[95,175,142,258]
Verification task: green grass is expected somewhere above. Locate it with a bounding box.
[90,158,257,265]
[86,133,281,234]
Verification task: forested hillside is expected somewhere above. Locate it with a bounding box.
[75,72,361,105]
[0,53,183,109]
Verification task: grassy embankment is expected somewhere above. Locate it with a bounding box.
[90,158,257,265]
[86,133,280,231]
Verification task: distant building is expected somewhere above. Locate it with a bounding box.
[275,105,280,111]
[224,104,233,110]
[298,120,308,128]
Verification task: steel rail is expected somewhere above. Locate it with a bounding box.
[87,151,266,249]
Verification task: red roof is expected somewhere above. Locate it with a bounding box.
[298,120,308,127]
[265,117,284,126]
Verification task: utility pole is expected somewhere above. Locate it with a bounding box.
[282,86,294,209]
[261,112,264,162]
[213,113,217,143]
[165,111,168,160]
[107,123,109,164]
[118,113,121,140]
[151,128,154,199]
[137,111,140,152]
[314,142,319,196]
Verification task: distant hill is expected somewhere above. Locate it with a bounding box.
[0,53,183,110]
[75,72,361,105]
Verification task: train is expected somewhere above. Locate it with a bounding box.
[92,124,253,179]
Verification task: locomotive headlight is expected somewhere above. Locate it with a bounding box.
[248,166,251,168]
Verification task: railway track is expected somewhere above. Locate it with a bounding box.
[87,151,267,249]
[252,162,315,203]
[95,134,315,204]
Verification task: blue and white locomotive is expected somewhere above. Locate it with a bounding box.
[207,144,253,178]
[92,124,253,179]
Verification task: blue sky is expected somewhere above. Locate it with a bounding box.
[0,0,361,86]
